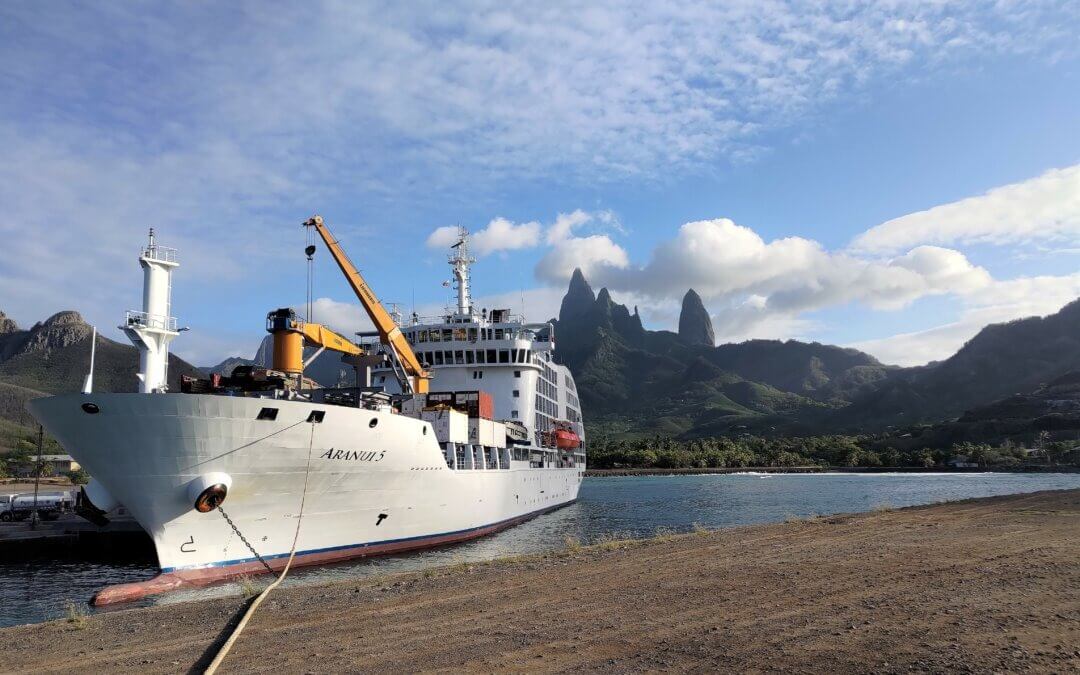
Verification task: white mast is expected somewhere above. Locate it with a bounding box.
[121,228,180,393]
[448,226,475,316]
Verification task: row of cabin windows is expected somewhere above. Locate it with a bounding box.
[409,327,528,343]
[419,348,532,367]
[536,376,556,400]
[536,395,556,416]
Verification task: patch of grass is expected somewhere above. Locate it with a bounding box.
[564,535,582,552]
[64,600,88,630]
[652,526,676,542]
[235,574,260,598]
[872,502,895,513]
[691,522,710,535]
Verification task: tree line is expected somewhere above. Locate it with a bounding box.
[585,434,1080,470]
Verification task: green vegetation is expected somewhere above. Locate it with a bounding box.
[585,434,1080,469]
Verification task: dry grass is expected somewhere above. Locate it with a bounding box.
[64,600,88,630]
[235,575,260,599]
[563,535,582,552]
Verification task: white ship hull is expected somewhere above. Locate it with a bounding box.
[29,392,582,603]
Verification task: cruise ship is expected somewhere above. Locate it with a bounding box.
[28,217,585,605]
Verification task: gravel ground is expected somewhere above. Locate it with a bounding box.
[1,489,1078,673]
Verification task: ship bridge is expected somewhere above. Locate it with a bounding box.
[365,228,584,458]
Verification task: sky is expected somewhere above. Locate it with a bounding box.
[0,1,1078,368]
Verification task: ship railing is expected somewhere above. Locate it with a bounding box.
[124,310,177,332]
[142,244,178,263]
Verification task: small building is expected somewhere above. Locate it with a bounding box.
[8,454,80,477]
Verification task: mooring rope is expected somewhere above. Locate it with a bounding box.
[204,420,317,675]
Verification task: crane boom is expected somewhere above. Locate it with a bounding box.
[266,308,362,376]
[303,215,430,394]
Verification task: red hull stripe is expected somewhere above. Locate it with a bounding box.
[93,499,576,606]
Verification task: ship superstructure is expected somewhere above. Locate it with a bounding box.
[28,218,585,605]
[369,226,585,469]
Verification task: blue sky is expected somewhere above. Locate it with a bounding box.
[1,2,1078,367]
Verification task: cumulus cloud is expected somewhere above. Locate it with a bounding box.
[848,273,1080,366]
[425,226,460,250]
[472,217,541,255]
[536,235,630,283]
[852,164,1080,253]
[426,218,540,256]
[572,219,991,322]
[546,210,593,244]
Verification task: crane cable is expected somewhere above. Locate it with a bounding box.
[204,421,317,675]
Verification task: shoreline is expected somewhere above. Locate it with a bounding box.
[584,465,1080,477]
[1,489,1077,672]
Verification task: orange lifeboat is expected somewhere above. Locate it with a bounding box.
[554,428,581,450]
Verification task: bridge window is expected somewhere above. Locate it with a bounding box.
[454,350,464,364]
[467,328,477,341]
[442,329,453,341]
[465,350,474,364]
[434,351,444,365]
[498,350,510,363]
[476,350,485,363]
[487,349,497,363]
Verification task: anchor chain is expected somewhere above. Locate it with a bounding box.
[218,505,274,575]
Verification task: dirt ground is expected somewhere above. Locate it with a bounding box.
[2,490,1078,674]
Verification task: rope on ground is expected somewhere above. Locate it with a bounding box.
[204,421,317,675]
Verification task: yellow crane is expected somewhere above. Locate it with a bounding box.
[303,215,431,394]
[267,307,363,376]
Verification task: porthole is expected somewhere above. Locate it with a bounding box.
[369,418,378,428]
[256,407,278,421]
[81,402,100,414]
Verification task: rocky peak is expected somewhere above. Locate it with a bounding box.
[559,268,596,322]
[19,311,92,356]
[678,289,715,347]
[0,311,18,335]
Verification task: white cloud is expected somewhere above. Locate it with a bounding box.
[427,217,540,256]
[472,217,541,256]
[848,273,1080,366]
[546,209,593,244]
[535,235,630,283]
[852,164,1080,253]
[425,226,460,250]
[576,220,990,326]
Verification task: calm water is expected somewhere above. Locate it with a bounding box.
[2,472,1079,627]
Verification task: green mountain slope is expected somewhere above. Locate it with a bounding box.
[0,309,200,401]
[552,270,1080,439]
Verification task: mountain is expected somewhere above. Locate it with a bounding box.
[552,270,1080,439]
[199,356,258,377]
[833,298,1080,428]
[552,270,882,437]
[678,290,714,346]
[0,309,200,401]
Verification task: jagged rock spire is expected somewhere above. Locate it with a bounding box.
[678,289,714,346]
[559,268,596,321]
[0,311,18,335]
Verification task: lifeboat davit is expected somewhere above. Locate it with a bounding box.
[554,428,581,450]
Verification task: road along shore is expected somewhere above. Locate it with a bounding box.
[1,489,1078,673]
